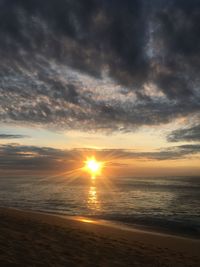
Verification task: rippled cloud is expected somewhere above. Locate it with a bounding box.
[168,124,200,142]
[0,0,199,133]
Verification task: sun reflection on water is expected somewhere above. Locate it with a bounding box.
[79,218,94,223]
[87,180,101,211]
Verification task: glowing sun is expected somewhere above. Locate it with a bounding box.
[84,156,103,178]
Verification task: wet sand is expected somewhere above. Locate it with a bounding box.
[0,208,199,266]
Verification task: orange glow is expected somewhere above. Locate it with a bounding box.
[84,156,103,179]
[87,185,101,211]
[79,218,94,223]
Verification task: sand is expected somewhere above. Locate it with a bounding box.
[0,208,199,266]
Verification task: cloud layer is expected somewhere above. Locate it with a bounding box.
[0,144,199,174]
[168,124,200,142]
[0,0,199,132]
[0,133,28,139]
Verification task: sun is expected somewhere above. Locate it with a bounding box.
[84,156,102,179]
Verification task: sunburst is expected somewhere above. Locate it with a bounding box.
[84,156,103,179]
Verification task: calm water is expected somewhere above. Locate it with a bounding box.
[0,176,200,237]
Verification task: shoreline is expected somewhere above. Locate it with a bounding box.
[0,207,200,266]
[2,206,199,240]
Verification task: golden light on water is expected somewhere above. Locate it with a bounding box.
[78,218,94,223]
[47,154,115,213]
[84,156,103,179]
[88,184,100,211]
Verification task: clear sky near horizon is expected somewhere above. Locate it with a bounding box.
[0,0,199,177]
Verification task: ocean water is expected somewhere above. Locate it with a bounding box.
[0,176,200,237]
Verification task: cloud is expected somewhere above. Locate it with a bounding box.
[0,144,199,174]
[97,145,200,161]
[0,0,199,132]
[135,145,200,160]
[168,124,200,142]
[0,134,28,139]
[0,144,75,172]
[0,0,146,84]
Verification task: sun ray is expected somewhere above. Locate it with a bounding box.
[83,156,103,179]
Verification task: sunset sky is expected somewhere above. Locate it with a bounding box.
[0,0,199,177]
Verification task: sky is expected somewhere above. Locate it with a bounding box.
[0,0,200,177]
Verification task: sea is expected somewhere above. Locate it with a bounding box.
[0,175,199,238]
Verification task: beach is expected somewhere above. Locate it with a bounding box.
[0,208,199,267]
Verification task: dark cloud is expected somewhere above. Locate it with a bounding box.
[0,0,199,132]
[0,144,77,172]
[96,145,200,161]
[157,0,200,57]
[153,0,200,99]
[0,0,146,83]
[0,144,199,174]
[0,134,28,139]
[168,124,200,142]
[135,144,200,161]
